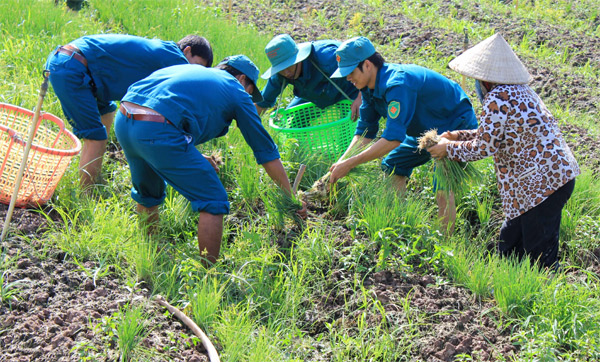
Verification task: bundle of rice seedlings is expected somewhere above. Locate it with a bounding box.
[267,187,304,228]
[207,150,224,168]
[301,171,331,203]
[418,129,482,197]
[302,136,374,203]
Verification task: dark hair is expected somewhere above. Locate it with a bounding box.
[357,52,385,72]
[215,60,243,78]
[177,35,213,67]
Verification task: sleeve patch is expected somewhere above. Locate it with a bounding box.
[388,101,400,119]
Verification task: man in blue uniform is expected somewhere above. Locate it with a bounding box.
[256,34,361,120]
[45,34,213,189]
[329,36,478,231]
[114,55,304,263]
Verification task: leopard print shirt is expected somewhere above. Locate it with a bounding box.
[446,84,580,221]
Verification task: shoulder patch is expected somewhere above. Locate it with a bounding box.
[388,101,401,119]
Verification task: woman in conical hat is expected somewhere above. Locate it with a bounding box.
[428,33,580,270]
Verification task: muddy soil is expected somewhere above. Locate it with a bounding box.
[1,204,519,361]
[0,205,209,362]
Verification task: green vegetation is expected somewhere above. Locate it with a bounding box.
[0,251,25,308]
[2,0,600,361]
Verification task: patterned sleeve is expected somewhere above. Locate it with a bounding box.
[455,129,478,141]
[447,93,507,162]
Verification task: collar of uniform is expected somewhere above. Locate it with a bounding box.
[372,63,387,98]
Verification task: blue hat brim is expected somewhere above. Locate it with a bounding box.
[331,63,358,78]
[260,42,312,79]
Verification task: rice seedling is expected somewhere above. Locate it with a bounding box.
[186,276,227,332]
[128,236,161,288]
[300,136,376,219]
[215,304,259,362]
[279,137,330,190]
[0,269,26,308]
[114,304,152,361]
[264,186,304,229]
[417,129,483,198]
[442,243,494,300]
[516,274,600,360]
[290,222,338,273]
[42,195,137,263]
[492,255,548,318]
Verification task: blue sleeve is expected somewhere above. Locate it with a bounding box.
[355,91,380,138]
[234,95,280,164]
[380,86,415,142]
[256,75,285,109]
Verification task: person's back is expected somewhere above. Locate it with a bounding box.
[72,34,189,101]
[122,64,276,158]
[290,40,358,108]
[45,33,213,189]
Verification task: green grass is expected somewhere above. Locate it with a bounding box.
[116,304,152,361]
[517,274,600,361]
[0,268,25,308]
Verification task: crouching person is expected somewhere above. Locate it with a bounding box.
[114,56,306,263]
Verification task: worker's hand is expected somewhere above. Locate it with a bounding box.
[427,138,449,160]
[204,154,220,173]
[440,131,459,141]
[255,104,266,116]
[296,200,308,219]
[350,93,362,121]
[329,159,353,184]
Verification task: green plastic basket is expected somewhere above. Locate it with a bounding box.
[269,100,354,161]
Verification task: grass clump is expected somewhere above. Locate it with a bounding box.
[265,187,304,229]
[492,255,548,318]
[417,129,483,198]
[516,274,600,360]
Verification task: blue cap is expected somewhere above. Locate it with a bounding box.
[261,34,312,79]
[219,54,263,102]
[331,36,376,78]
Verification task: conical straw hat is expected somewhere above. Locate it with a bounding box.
[449,33,532,84]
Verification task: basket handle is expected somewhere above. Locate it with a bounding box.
[1,71,50,242]
[309,58,353,102]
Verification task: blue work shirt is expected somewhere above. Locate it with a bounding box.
[357,63,475,141]
[123,64,280,164]
[72,34,189,103]
[257,40,359,109]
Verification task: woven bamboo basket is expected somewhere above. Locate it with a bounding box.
[0,103,81,207]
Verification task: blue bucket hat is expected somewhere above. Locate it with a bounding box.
[219,54,264,102]
[331,36,376,78]
[261,34,312,79]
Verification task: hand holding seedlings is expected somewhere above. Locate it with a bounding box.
[204,151,223,173]
[302,172,331,203]
[426,137,449,160]
[417,129,482,198]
